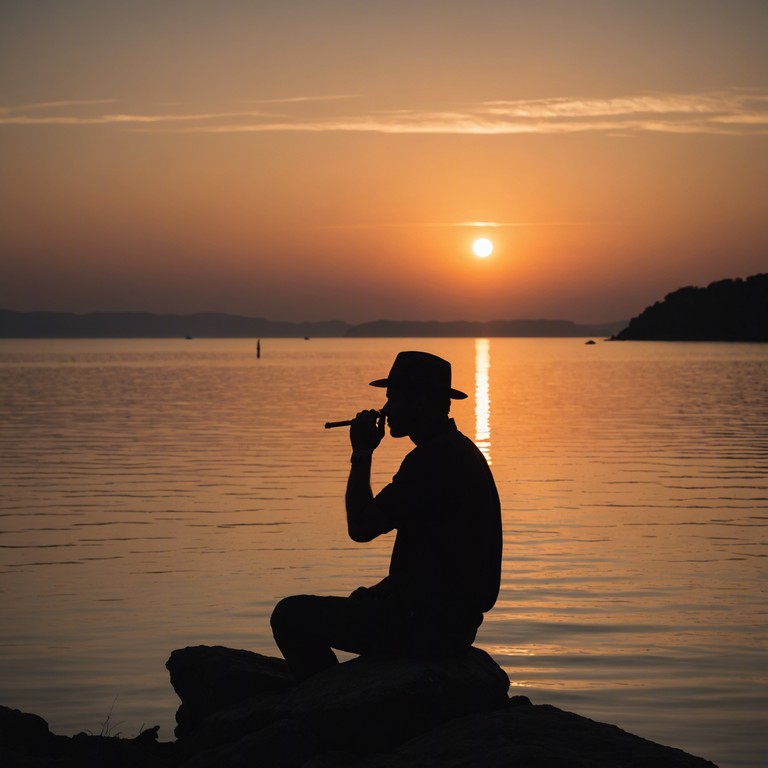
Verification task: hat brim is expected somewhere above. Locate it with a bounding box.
[369,378,468,400]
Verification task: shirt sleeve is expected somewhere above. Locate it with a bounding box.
[371,448,429,532]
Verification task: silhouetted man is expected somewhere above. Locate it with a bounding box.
[271,351,502,681]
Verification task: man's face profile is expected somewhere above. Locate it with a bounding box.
[382,388,428,439]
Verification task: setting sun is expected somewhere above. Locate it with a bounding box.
[472,237,494,258]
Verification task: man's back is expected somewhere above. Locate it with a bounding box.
[374,418,502,627]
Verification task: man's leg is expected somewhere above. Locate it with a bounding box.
[270,589,405,681]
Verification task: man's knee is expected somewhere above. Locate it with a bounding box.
[270,594,312,639]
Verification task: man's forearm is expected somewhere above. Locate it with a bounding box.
[345,450,376,542]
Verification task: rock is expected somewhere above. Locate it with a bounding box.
[273,648,510,752]
[0,704,175,768]
[172,646,510,757]
[355,701,719,768]
[179,718,318,768]
[0,705,52,746]
[175,689,292,757]
[166,645,295,737]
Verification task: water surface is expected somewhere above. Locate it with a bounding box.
[1,338,766,767]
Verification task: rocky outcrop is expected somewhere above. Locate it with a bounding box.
[167,645,511,759]
[0,704,174,767]
[356,703,717,768]
[0,646,720,767]
[613,273,768,341]
[166,645,295,737]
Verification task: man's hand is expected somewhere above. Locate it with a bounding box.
[350,409,385,454]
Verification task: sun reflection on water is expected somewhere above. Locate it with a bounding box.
[474,338,491,464]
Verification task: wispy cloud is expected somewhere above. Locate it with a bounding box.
[0,99,117,115]
[2,90,767,135]
[0,103,278,125]
[0,111,276,126]
[480,93,749,118]
[246,94,361,105]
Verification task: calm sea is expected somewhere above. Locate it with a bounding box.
[0,338,766,767]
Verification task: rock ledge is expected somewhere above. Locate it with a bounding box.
[0,645,719,767]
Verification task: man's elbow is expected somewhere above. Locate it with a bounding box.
[347,523,377,543]
[345,500,382,543]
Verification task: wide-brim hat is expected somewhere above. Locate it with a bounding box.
[369,351,468,399]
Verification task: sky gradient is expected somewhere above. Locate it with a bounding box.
[2,0,767,323]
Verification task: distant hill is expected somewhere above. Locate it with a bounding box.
[0,310,349,339]
[345,319,626,338]
[0,311,627,339]
[613,273,768,341]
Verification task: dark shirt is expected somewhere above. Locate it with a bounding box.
[371,419,502,629]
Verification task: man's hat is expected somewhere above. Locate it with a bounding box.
[369,351,468,399]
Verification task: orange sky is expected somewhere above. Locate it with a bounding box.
[1,1,767,323]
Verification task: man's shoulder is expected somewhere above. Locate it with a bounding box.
[434,420,480,452]
[408,422,483,466]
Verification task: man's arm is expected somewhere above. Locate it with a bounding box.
[345,410,390,542]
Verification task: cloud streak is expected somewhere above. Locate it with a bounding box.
[2,90,767,136]
[0,99,118,115]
